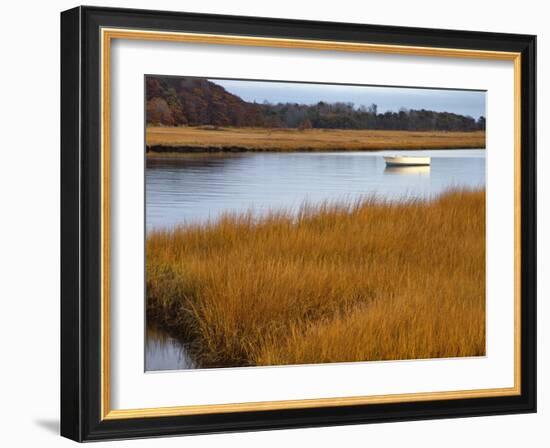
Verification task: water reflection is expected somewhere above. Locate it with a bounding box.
[145,326,195,371]
[146,153,244,171]
[384,165,431,176]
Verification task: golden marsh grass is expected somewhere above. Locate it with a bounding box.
[146,126,486,152]
[146,189,486,368]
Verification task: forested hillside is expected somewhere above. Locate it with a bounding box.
[146,76,485,132]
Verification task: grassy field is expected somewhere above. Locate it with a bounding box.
[146,126,486,153]
[146,189,486,368]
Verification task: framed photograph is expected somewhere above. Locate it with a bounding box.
[60,6,536,441]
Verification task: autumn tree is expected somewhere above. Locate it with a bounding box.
[146,97,174,126]
[145,76,484,132]
[298,119,313,130]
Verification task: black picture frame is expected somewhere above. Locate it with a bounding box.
[61,5,536,442]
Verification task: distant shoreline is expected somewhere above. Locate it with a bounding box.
[146,127,486,154]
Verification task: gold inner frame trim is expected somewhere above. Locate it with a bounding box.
[100,27,522,420]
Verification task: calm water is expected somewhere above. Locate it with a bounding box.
[146,149,485,231]
[145,327,196,371]
[145,149,485,370]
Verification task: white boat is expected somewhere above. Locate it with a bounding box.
[384,156,431,166]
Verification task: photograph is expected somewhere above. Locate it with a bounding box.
[58,5,537,442]
[144,76,487,371]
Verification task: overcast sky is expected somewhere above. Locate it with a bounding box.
[212,79,486,119]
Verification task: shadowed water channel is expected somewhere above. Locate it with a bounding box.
[145,149,485,371]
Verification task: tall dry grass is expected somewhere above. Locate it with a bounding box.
[146,189,485,368]
[146,126,486,152]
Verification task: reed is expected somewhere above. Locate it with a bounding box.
[146,126,486,153]
[146,189,485,368]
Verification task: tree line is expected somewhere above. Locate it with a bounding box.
[146,76,485,132]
